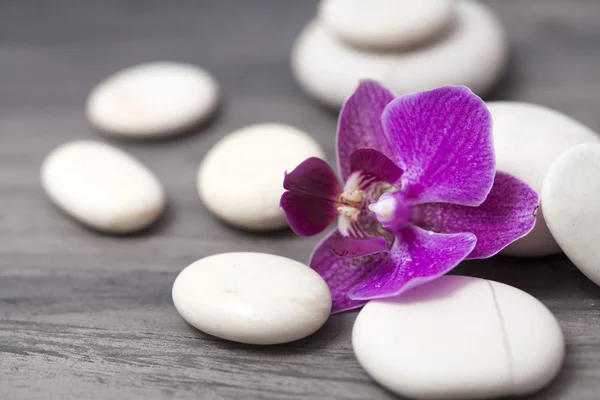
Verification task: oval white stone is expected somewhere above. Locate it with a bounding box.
[543,143,600,286]
[489,102,599,257]
[172,252,332,345]
[293,0,506,109]
[319,0,456,50]
[197,123,325,231]
[353,275,564,399]
[87,62,219,138]
[41,140,166,233]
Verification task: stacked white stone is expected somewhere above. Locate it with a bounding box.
[292,0,508,109]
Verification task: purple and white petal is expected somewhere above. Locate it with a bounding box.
[337,81,396,181]
[281,157,342,236]
[310,229,389,313]
[414,171,539,259]
[348,225,476,300]
[349,149,403,187]
[382,86,495,206]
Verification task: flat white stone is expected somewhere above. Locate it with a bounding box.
[543,143,600,286]
[319,0,456,50]
[87,62,219,138]
[197,123,325,231]
[172,252,332,345]
[41,140,166,233]
[293,0,506,109]
[353,275,564,399]
[489,102,599,257]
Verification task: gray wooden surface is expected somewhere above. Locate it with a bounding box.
[1,1,600,399]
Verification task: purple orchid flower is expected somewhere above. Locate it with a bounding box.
[280,81,539,313]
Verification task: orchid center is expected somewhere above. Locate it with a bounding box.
[335,171,367,222]
[369,192,413,230]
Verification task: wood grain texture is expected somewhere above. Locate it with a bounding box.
[1,0,600,399]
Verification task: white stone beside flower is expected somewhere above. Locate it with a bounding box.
[543,143,600,286]
[172,252,332,345]
[353,275,565,399]
[489,102,600,257]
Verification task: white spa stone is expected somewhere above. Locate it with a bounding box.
[87,62,219,138]
[488,102,600,257]
[352,275,564,399]
[292,0,506,109]
[197,123,325,231]
[318,0,456,50]
[41,140,166,233]
[543,143,600,286]
[172,252,332,345]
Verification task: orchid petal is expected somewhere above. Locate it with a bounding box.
[337,80,396,181]
[281,157,342,236]
[349,149,403,187]
[382,86,495,206]
[310,229,389,313]
[348,225,476,300]
[414,171,539,259]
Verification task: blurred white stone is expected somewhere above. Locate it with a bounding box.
[87,62,219,138]
[293,0,506,108]
[319,0,456,50]
[41,140,165,233]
